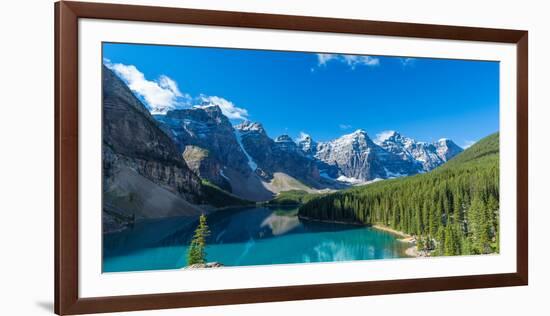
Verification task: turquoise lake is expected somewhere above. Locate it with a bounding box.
[103,206,410,272]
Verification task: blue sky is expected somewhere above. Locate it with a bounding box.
[103,42,499,148]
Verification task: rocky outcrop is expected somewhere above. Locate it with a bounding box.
[156,107,273,201]
[102,65,204,220]
[235,121,321,186]
[184,262,224,269]
[182,145,230,191]
[314,130,411,181]
[156,105,252,175]
[296,133,318,157]
[435,138,463,162]
[375,131,463,172]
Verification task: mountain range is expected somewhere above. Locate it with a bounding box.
[102,65,464,228]
[154,101,463,200]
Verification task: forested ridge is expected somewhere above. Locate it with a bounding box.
[267,190,326,205]
[298,133,500,256]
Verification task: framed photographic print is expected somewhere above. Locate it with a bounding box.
[55,1,528,315]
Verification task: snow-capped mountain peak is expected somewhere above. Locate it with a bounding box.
[331,130,370,147]
[297,133,318,156]
[376,130,416,147]
[350,129,367,136]
[274,134,301,153]
[235,120,265,134]
[435,138,463,162]
[297,132,311,142]
[375,132,463,172]
[314,130,383,180]
[375,130,400,144]
[311,129,463,182]
[275,134,294,143]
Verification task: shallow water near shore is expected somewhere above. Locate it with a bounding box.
[103,206,410,272]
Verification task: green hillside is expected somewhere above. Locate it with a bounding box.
[439,133,499,168]
[267,190,326,206]
[299,133,500,256]
[200,180,255,208]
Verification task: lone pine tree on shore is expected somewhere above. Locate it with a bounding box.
[187,214,211,265]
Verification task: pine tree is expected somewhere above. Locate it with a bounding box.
[468,196,491,254]
[461,234,472,255]
[436,226,445,256]
[187,214,211,265]
[417,237,425,252]
[444,224,455,256]
[486,194,499,252]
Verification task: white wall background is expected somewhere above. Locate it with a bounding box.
[0,0,548,315]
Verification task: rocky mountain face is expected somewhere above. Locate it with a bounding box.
[155,108,274,201]
[296,130,464,184]
[435,138,464,162]
[313,129,425,182]
[155,105,254,192]
[235,121,321,185]
[375,131,463,172]
[296,134,317,157]
[102,66,204,226]
[156,112,332,201]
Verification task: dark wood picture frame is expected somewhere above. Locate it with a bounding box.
[55,1,528,314]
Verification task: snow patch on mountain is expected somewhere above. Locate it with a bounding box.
[219,169,230,181]
[355,177,384,186]
[384,167,407,178]
[234,129,258,171]
[336,175,364,184]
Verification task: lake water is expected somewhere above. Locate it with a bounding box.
[103,206,410,272]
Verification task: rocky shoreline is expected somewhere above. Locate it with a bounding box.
[184,262,224,269]
[371,224,432,258]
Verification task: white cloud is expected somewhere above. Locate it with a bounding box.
[462,140,476,149]
[105,61,190,114]
[158,75,183,97]
[105,61,250,120]
[196,95,249,120]
[317,53,380,69]
[342,55,380,68]
[339,124,353,130]
[399,57,416,67]
[317,54,336,66]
